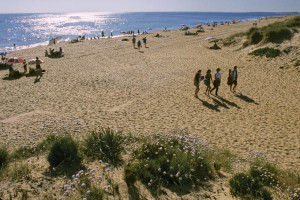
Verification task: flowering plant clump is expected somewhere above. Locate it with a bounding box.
[124,130,224,196]
[230,154,300,200]
[59,162,119,200]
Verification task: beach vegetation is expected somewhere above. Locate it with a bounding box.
[86,187,105,200]
[248,28,263,44]
[294,59,300,67]
[229,157,300,200]
[9,162,32,181]
[224,16,300,47]
[222,32,246,46]
[82,128,125,167]
[0,147,9,169]
[47,136,82,176]
[11,134,58,160]
[249,47,281,58]
[124,130,232,197]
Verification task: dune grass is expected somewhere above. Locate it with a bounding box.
[223,16,300,47]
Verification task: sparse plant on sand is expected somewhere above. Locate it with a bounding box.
[0,147,9,169]
[249,47,281,58]
[82,128,125,167]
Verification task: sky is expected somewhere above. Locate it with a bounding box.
[0,0,299,13]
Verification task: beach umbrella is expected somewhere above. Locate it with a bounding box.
[205,37,216,41]
[180,24,186,26]
[195,24,202,28]
[28,58,44,65]
[0,51,11,55]
[7,57,24,64]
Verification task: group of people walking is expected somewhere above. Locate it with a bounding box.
[194,66,238,97]
[132,36,147,51]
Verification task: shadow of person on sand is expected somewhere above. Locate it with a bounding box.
[234,92,259,105]
[216,96,241,109]
[34,77,41,83]
[2,75,23,81]
[197,97,220,112]
[212,97,230,109]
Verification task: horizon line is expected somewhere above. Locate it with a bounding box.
[0,11,299,14]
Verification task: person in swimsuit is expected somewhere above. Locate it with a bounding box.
[137,40,142,51]
[194,70,202,97]
[204,69,213,95]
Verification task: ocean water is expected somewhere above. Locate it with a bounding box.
[0,12,296,51]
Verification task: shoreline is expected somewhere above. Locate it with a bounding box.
[1,14,298,52]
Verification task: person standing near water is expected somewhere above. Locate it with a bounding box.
[194,70,202,97]
[231,66,238,92]
[210,68,221,96]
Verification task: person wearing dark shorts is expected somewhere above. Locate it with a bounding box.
[210,68,221,96]
[231,66,238,92]
[23,59,27,74]
[142,37,147,48]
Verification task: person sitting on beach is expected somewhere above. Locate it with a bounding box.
[209,42,221,49]
[137,40,142,51]
[1,55,5,63]
[9,65,15,77]
[23,60,28,74]
[194,70,203,97]
[204,69,213,95]
[35,57,42,79]
[154,33,160,37]
[45,50,49,57]
[210,68,221,96]
[59,47,63,56]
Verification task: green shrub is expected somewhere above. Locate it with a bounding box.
[82,128,125,166]
[294,60,300,67]
[47,136,82,175]
[250,161,279,187]
[264,27,292,43]
[229,173,270,199]
[249,30,263,44]
[86,187,105,200]
[124,132,221,196]
[249,48,281,58]
[0,148,9,169]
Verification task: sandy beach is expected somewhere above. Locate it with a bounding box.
[0,14,299,175]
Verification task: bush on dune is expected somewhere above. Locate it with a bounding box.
[249,47,281,58]
[0,148,9,169]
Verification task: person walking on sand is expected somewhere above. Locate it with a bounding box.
[101,31,104,38]
[194,70,203,97]
[142,37,147,48]
[231,66,238,92]
[35,57,42,79]
[204,69,213,95]
[227,69,233,91]
[210,68,221,96]
[132,36,136,48]
[137,40,142,51]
